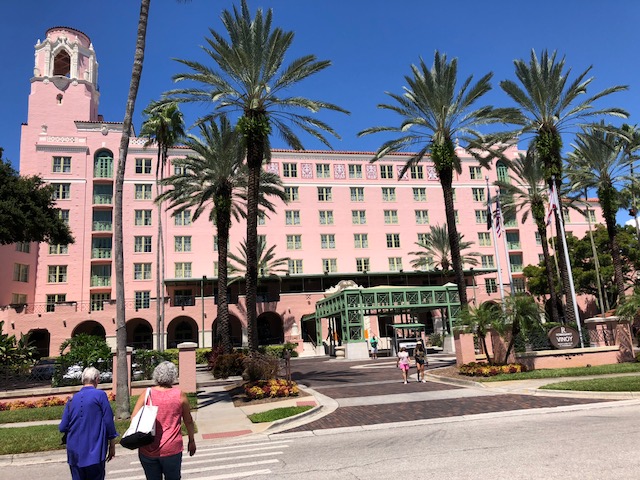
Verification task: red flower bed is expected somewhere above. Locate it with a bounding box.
[243,379,300,400]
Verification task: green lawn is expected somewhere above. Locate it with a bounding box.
[541,375,640,392]
[474,362,640,382]
[248,405,313,423]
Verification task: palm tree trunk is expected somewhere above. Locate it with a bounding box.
[440,168,468,306]
[114,0,150,420]
[215,193,233,354]
[538,224,560,323]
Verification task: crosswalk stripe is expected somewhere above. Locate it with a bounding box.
[183,451,284,466]
[196,440,291,452]
[129,444,289,465]
[187,469,272,480]
[116,460,279,480]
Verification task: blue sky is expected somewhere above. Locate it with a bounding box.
[1,1,638,221]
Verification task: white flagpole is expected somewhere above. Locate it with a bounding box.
[486,178,506,303]
[497,191,514,295]
[551,176,584,348]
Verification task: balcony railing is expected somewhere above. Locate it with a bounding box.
[507,241,521,250]
[93,194,113,205]
[92,221,112,232]
[90,275,111,287]
[91,248,112,259]
[510,264,524,273]
[174,295,195,307]
[93,167,113,178]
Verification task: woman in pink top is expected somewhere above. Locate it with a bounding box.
[132,361,196,480]
[396,347,410,384]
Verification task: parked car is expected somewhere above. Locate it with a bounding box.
[62,362,112,383]
[29,358,57,381]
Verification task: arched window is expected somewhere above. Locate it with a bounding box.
[496,162,509,184]
[94,150,114,178]
[53,50,71,77]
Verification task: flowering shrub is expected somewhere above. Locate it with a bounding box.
[458,362,525,377]
[243,379,300,400]
[0,396,68,411]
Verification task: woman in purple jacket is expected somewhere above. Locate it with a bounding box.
[59,367,118,480]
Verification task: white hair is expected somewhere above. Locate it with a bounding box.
[153,361,178,387]
[81,366,101,385]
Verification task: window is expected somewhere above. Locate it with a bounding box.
[174,210,191,226]
[59,209,70,225]
[538,254,545,263]
[472,188,486,202]
[88,293,109,312]
[93,184,112,205]
[380,165,394,179]
[53,156,71,173]
[134,263,152,280]
[284,186,299,202]
[323,258,337,273]
[288,259,303,274]
[135,210,152,226]
[175,262,192,278]
[506,231,521,250]
[11,293,27,305]
[213,262,219,277]
[469,166,482,180]
[48,243,68,255]
[475,210,488,224]
[91,265,111,286]
[48,265,67,283]
[135,158,152,174]
[135,184,152,200]
[535,231,542,245]
[175,236,192,252]
[285,210,301,225]
[455,210,459,224]
[586,209,597,223]
[135,291,150,309]
[13,264,29,282]
[348,164,362,179]
[356,258,370,272]
[352,210,366,225]
[417,233,428,244]
[94,151,113,178]
[316,163,331,178]
[286,234,302,250]
[513,278,526,293]
[562,207,570,223]
[283,163,298,178]
[503,212,517,227]
[134,236,152,253]
[258,211,266,225]
[413,188,427,202]
[410,165,423,179]
[384,210,398,224]
[481,255,495,268]
[485,278,497,294]
[478,232,491,247]
[320,234,336,249]
[386,233,401,248]
[317,187,332,202]
[415,210,429,225]
[52,183,70,200]
[318,210,334,225]
[388,257,403,271]
[354,233,368,248]
[510,253,524,272]
[15,242,30,253]
[496,162,509,183]
[350,187,365,202]
[91,238,111,259]
[174,164,185,176]
[46,294,66,312]
[382,187,396,201]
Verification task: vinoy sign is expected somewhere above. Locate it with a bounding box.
[548,325,580,349]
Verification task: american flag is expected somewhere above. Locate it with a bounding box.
[494,195,503,238]
[486,187,493,231]
[546,183,560,225]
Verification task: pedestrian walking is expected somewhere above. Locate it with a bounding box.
[414,342,427,382]
[133,361,196,480]
[370,335,379,359]
[397,346,410,384]
[59,367,118,480]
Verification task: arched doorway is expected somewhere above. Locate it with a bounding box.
[27,329,50,358]
[126,318,153,350]
[212,315,243,348]
[72,321,106,339]
[167,316,198,348]
[257,312,284,345]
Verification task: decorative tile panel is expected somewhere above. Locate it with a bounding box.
[334,164,346,179]
[266,162,279,175]
[427,166,439,181]
[397,165,409,181]
[301,163,314,179]
[366,164,378,180]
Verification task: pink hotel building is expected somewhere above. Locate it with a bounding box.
[0,27,604,359]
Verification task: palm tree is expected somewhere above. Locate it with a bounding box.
[619,124,640,242]
[140,100,185,352]
[158,116,245,354]
[567,123,628,302]
[113,0,150,420]
[165,0,348,351]
[409,224,480,272]
[359,51,519,306]
[499,49,628,322]
[458,302,501,365]
[228,237,290,280]
[495,152,561,323]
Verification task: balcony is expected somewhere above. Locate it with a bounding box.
[92,221,112,232]
[90,275,111,287]
[93,194,113,205]
[507,241,521,250]
[510,264,524,273]
[91,248,112,259]
[93,167,113,179]
[174,295,195,307]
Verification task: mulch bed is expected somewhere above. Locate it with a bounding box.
[227,383,310,407]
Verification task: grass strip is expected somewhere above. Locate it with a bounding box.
[540,375,640,392]
[474,362,640,382]
[248,406,313,423]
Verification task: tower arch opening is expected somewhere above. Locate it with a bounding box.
[53,49,71,77]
